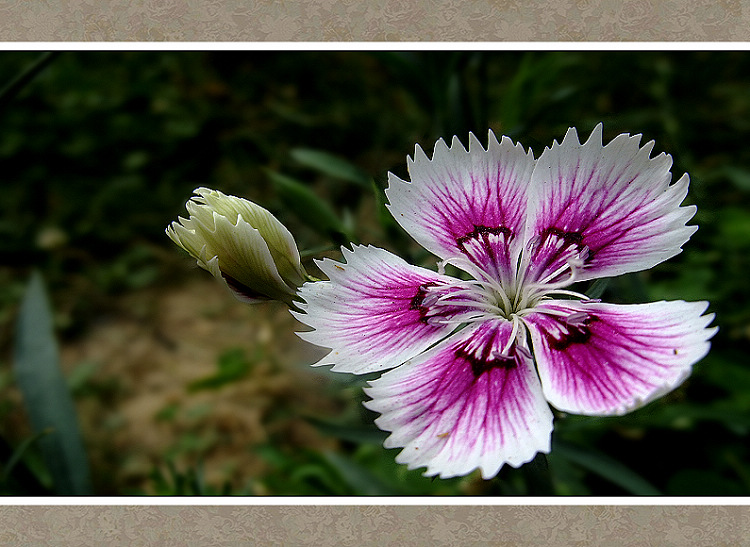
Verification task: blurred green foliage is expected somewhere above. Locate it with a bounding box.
[187,347,256,392]
[0,51,749,495]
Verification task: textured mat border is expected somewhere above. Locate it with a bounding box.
[1,0,747,543]
[0,0,747,41]
[0,504,748,545]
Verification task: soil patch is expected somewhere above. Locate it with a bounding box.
[57,274,341,494]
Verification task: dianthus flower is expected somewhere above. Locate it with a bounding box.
[293,124,717,479]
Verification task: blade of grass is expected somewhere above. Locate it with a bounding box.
[586,278,610,300]
[1,429,52,483]
[290,148,372,188]
[305,415,388,445]
[265,169,354,244]
[552,439,661,495]
[322,451,398,496]
[13,271,92,495]
[0,52,60,114]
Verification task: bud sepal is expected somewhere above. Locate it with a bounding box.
[167,187,307,306]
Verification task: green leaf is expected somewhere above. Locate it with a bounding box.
[0,52,60,114]
[371,178,399,232]
[290,148,372,188]
[547,451,591,495]
[13,271,93,495]
[265,169,353,244]
[322,451,397,495]
[558,399,750,437]
[666,469,746,496]
[552,440,661,495]
[66,360,100,396]
[499,53,578,133]
[716,207,750,247]
[350,443,468,495]
[585,278,610,300]
[305,416,388,445]
[289,460,344,495]
[1,429,52,484]
[720,166,750,192]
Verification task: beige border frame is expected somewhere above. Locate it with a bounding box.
[0,503,747,544]
[1,0,749,541]
[0,0,747,41]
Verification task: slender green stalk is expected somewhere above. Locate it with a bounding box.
[0,52,61,114]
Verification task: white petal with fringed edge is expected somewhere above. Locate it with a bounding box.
[293,245,470,374]
[524,300,717,416]
[364,318,553,479]
[386,131,535,286]
[523,124,696,285]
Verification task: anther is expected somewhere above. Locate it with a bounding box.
[426,316,447,326]
[565,311,588,326]
[515,345,532,360]
[421,292,442,308]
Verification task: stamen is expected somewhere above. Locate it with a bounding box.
[523,260,580,300]
[426,313,493,327]
[426,276,511,318]
[498,314,521,356]
[445,255,503,289]
[543,289,590,300]
[535,261,574,286]
[425,234,590,329]
[565,311,588,325]
[421,292,442,308]
[515,344,532,361]
[518,306,571,318]
[425,316,448,326]
[510,235,538,299]
[435,300,494,310]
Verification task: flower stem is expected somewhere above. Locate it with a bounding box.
[0,52,61,115]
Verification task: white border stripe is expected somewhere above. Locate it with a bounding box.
[0,42,749,51]
[2,42,746,507]
[1,497,747,506]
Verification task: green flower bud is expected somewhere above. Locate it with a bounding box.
[166,187,307,306]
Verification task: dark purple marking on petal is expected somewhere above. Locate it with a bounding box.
[455,224,514,276]
[461,348,517,379]
[456,225,512,256]
[363,316,554,478]
[410,282,438,323]
[544,227,584,248]
[545,314,599,351]
[295,246,468,373]
[527,227,592,284]
[526,126,698,283]
[453,328,517,379]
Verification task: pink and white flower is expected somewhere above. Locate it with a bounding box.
[292,124,717,479]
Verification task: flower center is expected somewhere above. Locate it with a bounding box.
[426,229,593,327]
[506,230,591,315]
